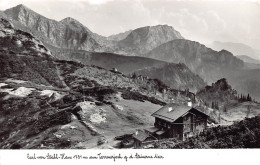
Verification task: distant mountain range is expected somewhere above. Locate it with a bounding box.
[143,39,244,83]
[211,41,260,61]
[237,55,260,64]
[1,4,260,100]
[0,4,183,56]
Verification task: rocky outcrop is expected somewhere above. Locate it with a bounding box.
[0,18,67,88]
[196,78,238,105]
[0,18,51,57]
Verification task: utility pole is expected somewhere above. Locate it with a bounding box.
[246,104,251,118]
[219,111,221,124]
[82,86,86,102]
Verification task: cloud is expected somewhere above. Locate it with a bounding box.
[0,0,115,10]
[87,0,115,5]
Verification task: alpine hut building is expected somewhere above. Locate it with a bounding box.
[148,103,209,141]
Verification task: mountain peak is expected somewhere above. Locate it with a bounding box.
[4,3,42,21]
[151,24,173,29]
[219,49,234,57]
[59,17,90,32]
[15,4,28,9]
[135,24,180,34]
[60,17,79,23]
[219,49,231,53]
[118,24,184,55]
[10,4,31,12]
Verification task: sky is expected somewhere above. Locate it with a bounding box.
[0,0,259,48]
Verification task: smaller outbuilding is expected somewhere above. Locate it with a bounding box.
[132,129,156,148]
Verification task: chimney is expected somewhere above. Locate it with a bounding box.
[188,101,192,107]
[135,130,138,136]
[187,98,192,107]
[168,107,173,112]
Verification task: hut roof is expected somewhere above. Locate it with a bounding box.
[132,130,150,142]
[152,103,208,123]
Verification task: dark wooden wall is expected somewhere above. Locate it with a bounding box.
[154,109,208,141]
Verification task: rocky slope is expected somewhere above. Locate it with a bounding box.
[135,63,206,92]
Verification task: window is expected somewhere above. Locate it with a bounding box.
[163,122,166,127]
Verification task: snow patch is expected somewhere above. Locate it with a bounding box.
[0,83,8,88]
[0,87,35,97]
[90,113,106,124]
[116,92,123,100]
[40,90,56,97]
[40,90,62,100]
[5,79,27,84]
[53,132,64,138]
[114,104,124,111]
[77,101,95,113]
[15,40,22,47]
[61,124,77,130]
